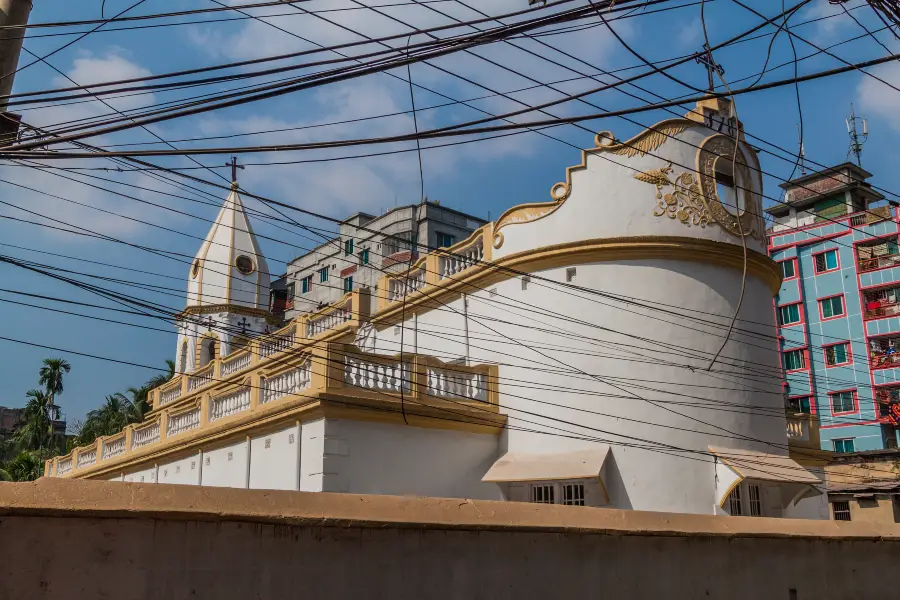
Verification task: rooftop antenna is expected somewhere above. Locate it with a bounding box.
[797,124,807,177]
[846,102,868,167]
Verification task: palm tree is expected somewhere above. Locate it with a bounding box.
[13,389,54,456]
[125,385,151,424]
[38,358,71,418]
[145,359,176,391]
[0,451,41,481]
[79,393,132,446]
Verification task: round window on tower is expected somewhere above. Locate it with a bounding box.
[191,259,201,279]
[235,255,255,275]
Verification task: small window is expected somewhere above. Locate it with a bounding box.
[521,276,530,291]
[820,296,845,319]
[833,500,852,521]
[359,248,369,265]
[814,249,839,273]
[343,276,353,293]
[286,282,295,300]
[787,397,811,414]
[301,275,312,294]
[825,343,851,366]
[778,304,801,325]
[191,259,201,279]
[783,349,806,371]
[318,267,329,283]
[561,483,585,506]
[781,259,796,279]
[436,232,455,248]
[235,255,254,275]
[566,267,577,282]
[833,438,856,453]
[344,239,354,256]
[728,485,742,515]
[748,484,761,516]
[831,391,855,413]
[531,484,555,504]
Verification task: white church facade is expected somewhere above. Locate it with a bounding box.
[46,99,831,519]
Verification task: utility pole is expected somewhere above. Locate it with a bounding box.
[846,102,868,167]
[0,0,32,143]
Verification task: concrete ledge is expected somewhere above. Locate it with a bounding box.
[2,478,898,541]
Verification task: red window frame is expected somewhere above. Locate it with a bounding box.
[777,301,804,326]
[782,347,809,373]
[828,388,859,416]
[779,257,798,281]
[823,341,853,368]
[818,294,846,321]
[812,248,840,274]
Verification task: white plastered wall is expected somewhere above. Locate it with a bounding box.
[316,418,503,500]
[249,422,302,491]
[201,439,250,489]
[158,454,201,486]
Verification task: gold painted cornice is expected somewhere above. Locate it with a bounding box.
[178,303,280,325]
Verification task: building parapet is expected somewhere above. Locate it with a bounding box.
[46,341,500,479]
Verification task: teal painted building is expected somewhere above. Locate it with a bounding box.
[768,163,900,453]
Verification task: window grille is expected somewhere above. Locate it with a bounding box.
[531,484,555,504]
[728,485,742,516]
[561,483,585,506]
[748,484,761,516]
[833,501,852,521]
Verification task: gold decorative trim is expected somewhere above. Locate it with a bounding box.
[696,134,765,241]
[492,119,692,249]
[633,163,710,228]
[594,120,690,158]
[178,303,277,324]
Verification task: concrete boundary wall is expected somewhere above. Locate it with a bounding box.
[1,479,900,600]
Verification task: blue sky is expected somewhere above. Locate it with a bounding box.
[0,0,897,426]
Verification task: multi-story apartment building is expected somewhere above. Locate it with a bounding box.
[272,202,487,320]
[768,162,900,453]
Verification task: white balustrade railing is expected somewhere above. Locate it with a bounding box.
[132,422,160,449]
[221,350,251,376]
[167,407,200,437]
[159,381,182,406]
[210,387,251,421]
[439,238,483,280]
[102,436,126,460]
[786,416,809,442]
[427,367,488,402]
[388,268,426,303]
[261,361,312,405]
[76,448,97,469]
[344,356,411,393]
[259,326,295,358]
[56,456,73,476]
[188,364,214,392]
[306,303,351,338]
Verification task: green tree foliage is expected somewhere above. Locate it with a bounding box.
[1,358,174,482]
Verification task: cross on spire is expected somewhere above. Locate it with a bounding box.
[695,44,725,93]
[226,156,245,188]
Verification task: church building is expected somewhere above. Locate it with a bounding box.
[45,99,831,519]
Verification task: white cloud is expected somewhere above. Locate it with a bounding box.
[857,60,900,131]
[801,0,865,37]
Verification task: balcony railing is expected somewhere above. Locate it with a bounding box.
[76,447,97,469]
[48,346,499,477]
[188,364,215,392]
[167,406,201,437]
[438,234,483,281]
[259,324,295,359]
[871,352,900,370]
[158,377,183,407]
[220,349,252,377]
[387,267,426,303]
[785,411,821,450]
[102,433,126,460]
[859,254,900,273]
[864,299,900,320]
[210,386,251,422]
[132,421,160,449]
[306,295,352,338]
